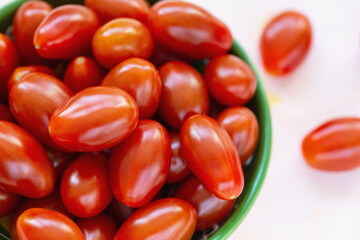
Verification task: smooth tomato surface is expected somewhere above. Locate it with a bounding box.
[180,115,244,200]
[76,213,117,240]
[101,58,161,119]
[0,188,21,217]
[109,120,171,208]
[260,11,312,75]
[49,86,139,152]
[114,198,197,240]
[0,103,16,122]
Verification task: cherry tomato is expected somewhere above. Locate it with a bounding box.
[92,18,154,69]
[148,1,232,59]
[85,0,150,24]
[109,120,171,208]
[61,153,112,218]
[9,73,73,149]
[0,188,21,217]
[114,198,197,240]
[101,58,161,119]
[0,103,16,122]
[166,131,190,184]
[106,199,135,225]
[63,56,106,93]
[0,33,20,102]
[302,117,360,171]
[180,115,244,200]
[12,1,52,64]
[76,213,117,240]
[174,176,235,231]
[260,11,312,75]
[34,5,100,59]
[16,208,85,240]
[49,86,139,152]
[217,107,259,165]
[204,54,257,106]
[0,121,55,198]
[158,61,209,129]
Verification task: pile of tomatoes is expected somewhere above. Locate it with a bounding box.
[0,0,260,239]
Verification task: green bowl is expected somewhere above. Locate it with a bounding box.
[0,1,272,239]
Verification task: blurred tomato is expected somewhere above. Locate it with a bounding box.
[105,199,135,226]
[109,120,171,207]
[61,153,112,218]
[260,11,312,75]
[158,61,209,129]
[302,117,360,171]
[49,86,139,152]
[114,198,196,240]
[0,188,21,217]
[76,213,117,240]
[217,107,259,165]
[63,56,106,93]
[101,58,161,119]
[149,43,192,68]
[34,5,100,59]
[0,103,16,122]
[92,18,154,69]
[0,121,55,198]
[12,0,52,64]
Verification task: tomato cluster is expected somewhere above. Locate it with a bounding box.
[0,0,260,239]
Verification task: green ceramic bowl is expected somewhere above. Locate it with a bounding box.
[0,1,272,239]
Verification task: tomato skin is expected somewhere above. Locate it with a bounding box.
[0,33,20,102]
[204,54,257,106]
[114,198,197,240]
[16,208,85,240]
[217,107,259,165]
[260,11,312,75]
[61,153,112,218]
[76,213,117,240]
[148,1,232,59]
[85,0,149,24]
[49,86,139,152]
[149,43,192,68]
[0,121,55,198]
[166,131,190,184]
[106,199,135,225]
[174,176,235,231]
[101,58,161,119]
[92,18,154,69]
[302,117,360,171]
[9,73,73,149]
[34,5,100,59]
[109,120,171,208]
[180,115,244,200]
[63,56,106,93]
[0,103,16,122]
[158,61,209,129]
[0,188,22,217]
[12,0,52,64]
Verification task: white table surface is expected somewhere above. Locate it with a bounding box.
[2,0,360,239]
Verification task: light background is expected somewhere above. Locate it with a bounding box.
[2,0,360,239]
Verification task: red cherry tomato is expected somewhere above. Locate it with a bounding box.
[7,65,57,91]
[148,1,232,59]
[92,18,154,69]
[9,73,73,149]
[180,115,244,200]
[63,56,106,93]
[34,5,100,59]
[85,0,149,24]
[158,61,209,129]
[109,120,171,208]
[302,117,360,171]
[0,188,21,217]
[174,176,235,231]
[106,199,135,225]
[217,106,259,165]
[61,153,112,218]
[204,54,257,106]
[166,131,190,184]
[16,208,85,240]
[49,86,139,152]
[76,213,117,240]
[101,58,161,119]
[0,103,16,122]
[114,198,197,240]
[0,121,55,198]
[260,11,312,75]
[0,33,20,102]
[12,0,52,64]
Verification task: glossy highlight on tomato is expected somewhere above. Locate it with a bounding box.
[76,213,117,240]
